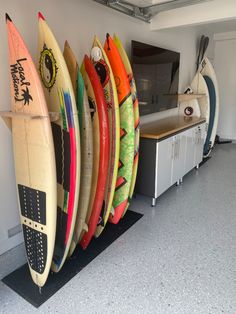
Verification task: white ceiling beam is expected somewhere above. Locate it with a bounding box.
[151,0,236,30]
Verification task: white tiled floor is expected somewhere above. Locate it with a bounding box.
[0,144,236,313]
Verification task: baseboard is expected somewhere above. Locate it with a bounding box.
[0,243,26,280]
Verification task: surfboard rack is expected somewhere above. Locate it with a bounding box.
[0,111,62,129]
[49,112,61,122]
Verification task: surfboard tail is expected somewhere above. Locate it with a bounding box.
[109,199,128,225]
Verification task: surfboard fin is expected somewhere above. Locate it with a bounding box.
[82,222,88,233]
[110,206,115,216]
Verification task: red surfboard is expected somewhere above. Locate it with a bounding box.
[80,55,110,249]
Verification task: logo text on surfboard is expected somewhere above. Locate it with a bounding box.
[10,58,33,105]
[39,44,58,92]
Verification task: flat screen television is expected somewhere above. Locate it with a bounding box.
[131,40,180,116]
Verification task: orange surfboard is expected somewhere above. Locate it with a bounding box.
[113,34,140,215]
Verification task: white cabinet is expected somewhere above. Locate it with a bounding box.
[136,121,206,206]
[185,124,205,173]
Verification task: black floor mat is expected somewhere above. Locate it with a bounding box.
[2,210,143,308]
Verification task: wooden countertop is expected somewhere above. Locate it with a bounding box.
[141,116,206,140]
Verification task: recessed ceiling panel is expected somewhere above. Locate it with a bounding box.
[125,0,153,6]
[93,0,213,23]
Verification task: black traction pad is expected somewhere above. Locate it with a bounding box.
[2,210,143,308]
[53,207,68,266]
[51,122,70,191]
[18,185,48,274]
[18,185,46,225]
[23,225,47,274]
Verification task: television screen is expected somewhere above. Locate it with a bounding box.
[131,40,180,116]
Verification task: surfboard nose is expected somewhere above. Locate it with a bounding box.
[38,12,45,20]
[5,13,12,22]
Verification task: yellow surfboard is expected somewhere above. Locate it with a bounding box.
[91,36,120,237]
[38,13,80,272]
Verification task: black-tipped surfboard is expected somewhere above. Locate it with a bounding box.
[5,14,57,287]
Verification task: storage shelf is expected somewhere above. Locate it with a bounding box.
[164,94,205,102]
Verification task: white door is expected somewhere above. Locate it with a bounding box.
[184,128,195,174]
[155,137,173,198]
[171,133,187,185]
[194,124,205,166]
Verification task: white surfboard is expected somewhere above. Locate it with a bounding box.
[200,57,220,152]
[191,73,210,127]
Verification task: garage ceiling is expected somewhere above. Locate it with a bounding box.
[93,0,213,23]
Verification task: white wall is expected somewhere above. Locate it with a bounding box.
[214,34,236,140]
[0,0,199,255]
[151,0,236,31]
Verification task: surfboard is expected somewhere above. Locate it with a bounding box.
[90,36,120,237]
[80,55,109,249]
[179,72,210,127]
[200,57,220,155]
[191,73,210,125]
[38,12,80,272]
[113,34,140,215]
[202,75,216,156]
[196,35,205,71]
[5,14,57,287]
[104,34,135,224]
[196,35,209,71]
[63,42,93,256]
[80,58,100,247]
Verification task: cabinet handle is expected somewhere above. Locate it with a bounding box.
[195,130,198,145]
[174,138,178,159]
[171,142,175,159]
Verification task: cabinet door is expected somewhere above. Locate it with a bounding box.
[194,123,205,166]
[171,133,187,184]
[185,128,195,174]
[155,137,173,198]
